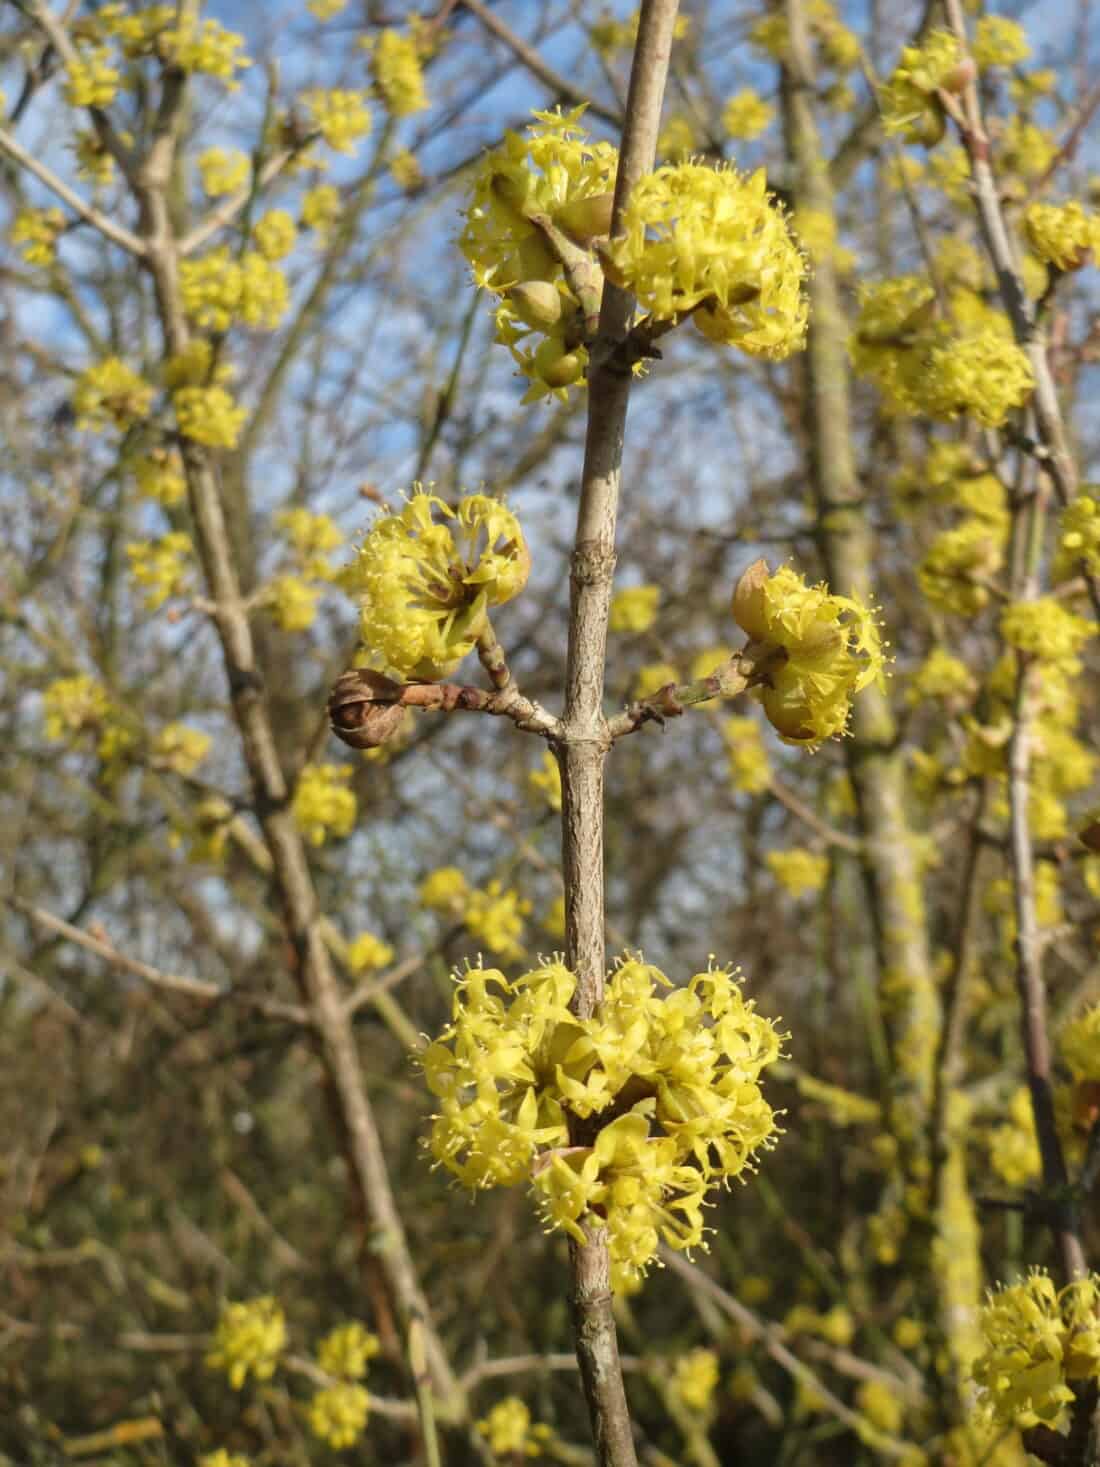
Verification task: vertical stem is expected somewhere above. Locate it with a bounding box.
[937,0,1089,1290]
[559,4,680,1463]
[129,61,460,1414]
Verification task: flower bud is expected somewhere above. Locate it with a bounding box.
[940,57,977,94]
[907,102,947,148]
[533,337,585,388]
[731,559,771,642]
[555,191,615,242]
[506,280,565,331]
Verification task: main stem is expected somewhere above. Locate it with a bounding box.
[558,4,679,1463]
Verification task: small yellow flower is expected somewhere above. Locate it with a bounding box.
[42,675,111,742]
[302,88,372,154]
[308,1383,370,1448]
[419,866,469,909]
[308,0,347,17]
[151,723,211,777]
[609,584,660,633]
[126,532,193,610]
[731,561,885,745]
[350,491,530,680]
[609,162,808,359]
[206,1297,286,1389]
[669,1347,719,1411]
[65,46,121,108]
[301,183,342,239]
[73,357,154,432]
[198,147,250,197]
[292,763,357,846]
[316,1321,381,1379]
[173,385,246,449]
[1025,201,1093,272]
[253,209,297,261]
[527,749,562,812]
[132,448,187,506]
[766,848,829,897]
[265,575,319,631]
[633,662,679,700]
[368,29,429,116]
[721,89,774,140]
[345,932,394,973]
[972,16,1031,69]
[723,715,771,794]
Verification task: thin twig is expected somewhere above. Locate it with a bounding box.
[0,125,146,255]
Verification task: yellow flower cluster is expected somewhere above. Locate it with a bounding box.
[461,108,618,401]
[906,646,974,704]
[749,0,859,71]
[389,148,424,192]
[151,723,211,777]
[1058,494,1100,576]
[171,795,233,865]
[731,561,885,745]
[420,867,530,961]
[987,1085,1041,1187]
[879,30,966,146]
[589,8,691,55]
[998,116,1057,186]
[972,15,1031,69]
[856,1378,905,1435]
[91,6,250,86]
[1024,200,1095,272]
[206,1296,286,1389]
[1060,1005,1100,1083]
[784,1303,855,1345]
[918,520,1006,616]
[173,385,246,448]
[301,183,342,240]
[316,1321,380,1380]
[126,532,192,611]
[527,749,562,812]
[766,848,829,897]
[72,122,120,185]
[73,357,154,432]
[11,206,65,266]
[656,113,697,161]
[368,29,429,116]
[609,584,660,633]
[308,0,347,17]
[198,147,249,197]
[723,716,771,794]
[722,89,774,141]
[292,763,356,846]
[422,956,782,1287]
[253,209,297,262]
[276,508,343,578]
[302,88,372,154]
[265,576,318,632]
[851,277,1034,427]
[199,1452,249,1467]
[609,163,807,360]
[308,1383,370,1447]
[345,932,394,973]
[262,509,344,632]
[1000,597,1094,673]
[180,248,290,333]
[351,491,530,680]
[132,448,186,506]
[65,47,121,108]
[633,661,678,699]
[477,1396,553,1455]
[971,1272,1100,1429]
[42,674,111,743]
[669,1348,720,1411]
